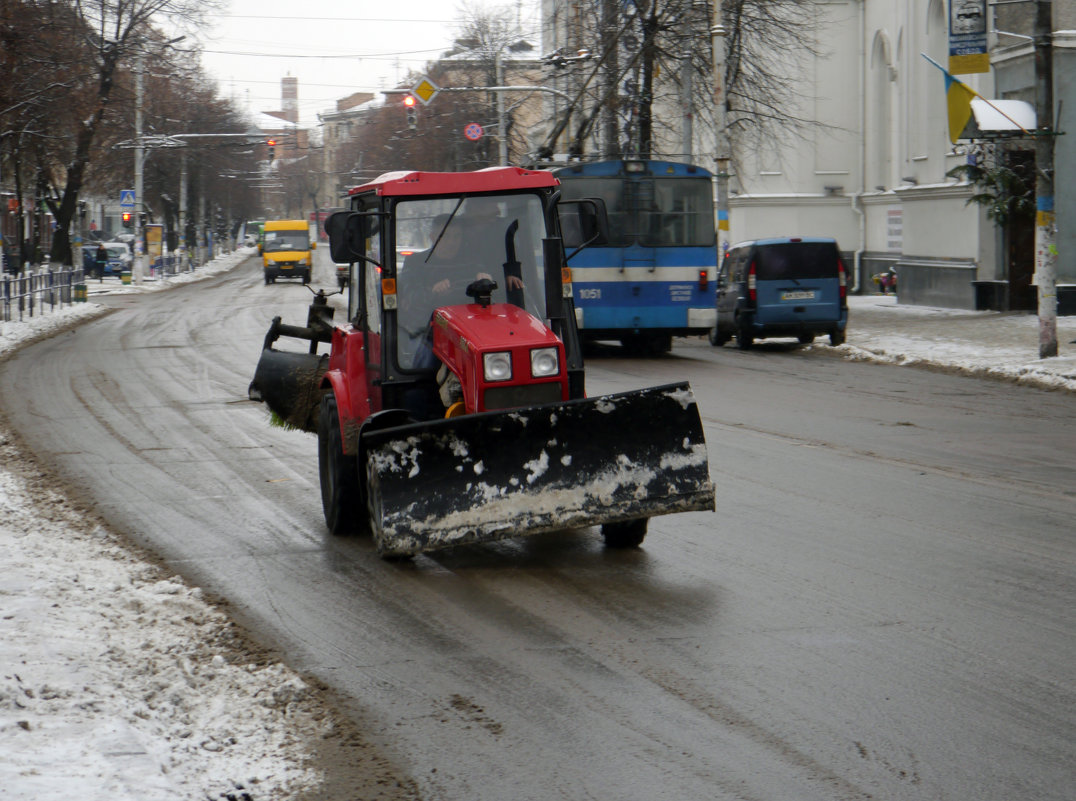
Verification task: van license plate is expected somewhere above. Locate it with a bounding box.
[781,290,815,301]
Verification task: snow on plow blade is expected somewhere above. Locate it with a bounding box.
[364,382,715,557]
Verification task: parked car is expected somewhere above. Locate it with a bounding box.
[710,236,848,348]
[83,242,133,276]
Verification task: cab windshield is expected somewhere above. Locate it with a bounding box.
[393,193,548,370]
[263,230,310,252]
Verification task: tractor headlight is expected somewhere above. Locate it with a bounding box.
[530,347,559,378]
[483,351,512,382]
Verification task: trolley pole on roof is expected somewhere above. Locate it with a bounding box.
[710,0,731,248]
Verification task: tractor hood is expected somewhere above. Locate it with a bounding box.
[431,302,568,414]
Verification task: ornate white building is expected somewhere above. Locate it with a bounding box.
[728,0,1074,310]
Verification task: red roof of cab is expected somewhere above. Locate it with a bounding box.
[348,166,559,197]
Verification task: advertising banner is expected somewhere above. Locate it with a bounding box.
[145,224,163,260]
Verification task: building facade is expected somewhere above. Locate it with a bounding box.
[540,0,1073,309]
[727,0,1073,308]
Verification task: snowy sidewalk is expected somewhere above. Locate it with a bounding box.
[1,249,336,800]
[835,294,1076,393]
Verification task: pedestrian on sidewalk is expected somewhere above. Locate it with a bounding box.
[94,244,108,281]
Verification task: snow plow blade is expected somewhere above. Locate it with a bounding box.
[363,382,714,557]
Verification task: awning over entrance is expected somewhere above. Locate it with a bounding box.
[961,98,1036,140]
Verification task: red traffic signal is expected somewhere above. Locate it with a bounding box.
[121,212,133,228]
[402,95,416,108]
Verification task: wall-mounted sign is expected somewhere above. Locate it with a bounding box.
[949,0,989,74]
[886,207,903,253]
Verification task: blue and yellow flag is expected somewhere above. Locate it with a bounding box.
[943,71,978,144]
[923,54,978,143]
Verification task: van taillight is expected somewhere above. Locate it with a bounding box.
[837,258,848,300]
[698,269,709,291]
[747,262,757,302]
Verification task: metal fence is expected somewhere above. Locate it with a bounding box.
[149,254,194,278]
[1,265,86,324]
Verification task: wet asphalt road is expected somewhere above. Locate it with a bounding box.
[1,253,1073,800]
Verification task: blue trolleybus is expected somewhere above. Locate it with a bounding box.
[554,159,718,353]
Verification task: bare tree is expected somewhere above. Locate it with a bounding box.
[536,0,824,166]
[1,0,106,266]
[41,0,217,265]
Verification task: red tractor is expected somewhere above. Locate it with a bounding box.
[249,167,713,557]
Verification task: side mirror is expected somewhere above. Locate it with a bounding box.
[326,211,377,263]
[559,198,610,250]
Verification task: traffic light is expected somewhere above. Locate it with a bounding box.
[403,95,417,130]
[267,138,277,162]
[121,212,133,228]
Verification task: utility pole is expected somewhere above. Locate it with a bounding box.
[680,4,697,162]
[134,51,145,284]
[1033,0,1057,358]
[496,52,508,165]
[601,0,619,158]
[711,0,730,249]
[179,150,188,271]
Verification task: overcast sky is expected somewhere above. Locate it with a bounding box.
[187,0,543,126]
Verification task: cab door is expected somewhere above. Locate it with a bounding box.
[715,250,742,333]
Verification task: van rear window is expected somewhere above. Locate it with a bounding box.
[755,243,839,280]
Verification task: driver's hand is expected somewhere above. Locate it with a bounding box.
[506,275,524,290]
[433,278,451,293]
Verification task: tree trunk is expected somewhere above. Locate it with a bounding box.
[49,47,120,266]
[638,11,659,159]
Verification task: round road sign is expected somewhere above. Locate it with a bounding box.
[464,122,484,141]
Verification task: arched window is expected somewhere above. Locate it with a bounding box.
[915,0,950,162]
[869,31,894,191]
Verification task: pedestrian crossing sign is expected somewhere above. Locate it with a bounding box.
[120,189,136,208]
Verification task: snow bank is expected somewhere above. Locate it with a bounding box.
[0,430,328,799]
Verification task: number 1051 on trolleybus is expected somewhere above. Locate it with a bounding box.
[553,159,718,354]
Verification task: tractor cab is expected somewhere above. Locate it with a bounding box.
[328,168,592,422]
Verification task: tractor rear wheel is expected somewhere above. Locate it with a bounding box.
[318,393,359,535]
[601,518,648,549]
